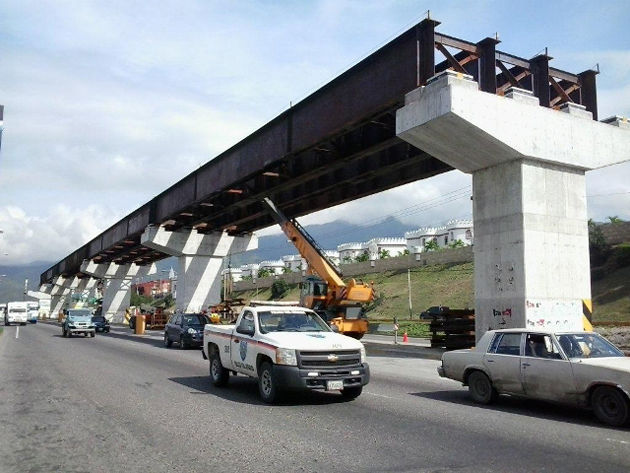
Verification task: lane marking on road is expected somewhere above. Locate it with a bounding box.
[606,438,629,445]
[365,391,395,400]
[15,326,19,339]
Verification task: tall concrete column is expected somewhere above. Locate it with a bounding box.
[396,71,630,337]
[42,277,70,318]
[141,226,257,312]
[80,260,156,322]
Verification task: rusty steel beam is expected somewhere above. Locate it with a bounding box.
[477,37,499,94]
[41,19,599,285]
[417,18,440,86]
[531,54,551,107]
[579,69,599,120]
[435,43,468,74]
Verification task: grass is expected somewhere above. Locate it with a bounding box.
[591,263,630,323]
[233,255,630,326]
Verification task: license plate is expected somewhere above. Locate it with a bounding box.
[326,380,344,391]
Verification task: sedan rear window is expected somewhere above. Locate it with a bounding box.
[489,333,522,356]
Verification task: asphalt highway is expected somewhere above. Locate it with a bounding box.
[1,323,629,473]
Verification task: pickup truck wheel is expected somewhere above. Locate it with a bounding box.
[341,386,362,400]
[259,362,280,404]
[592,386,629,427]
[90,332,95,338]
[210,353,229,387]
[468,371,498,405]
[164,332,173,348]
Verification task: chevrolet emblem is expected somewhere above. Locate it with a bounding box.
[327,354,339,362]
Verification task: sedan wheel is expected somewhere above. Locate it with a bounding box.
[164,332,173,348]
[592,386,629,427]
[468,371,498,405]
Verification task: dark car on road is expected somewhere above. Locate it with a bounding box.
[419,306,449,320]
[92,315,110,333]
[164,313,210,349]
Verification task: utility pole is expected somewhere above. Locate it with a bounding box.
[407,269,413,319]
[23,278,28,301]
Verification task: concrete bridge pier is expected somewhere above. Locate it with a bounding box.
[80,260,157,322]
[396,71,630,338]
[40,277,70,318]
[141,226,258,313]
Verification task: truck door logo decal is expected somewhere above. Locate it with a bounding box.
[240,340,248,361]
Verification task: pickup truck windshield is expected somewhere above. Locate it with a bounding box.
[68,310,91,319]
[557,333,624,359]
[258,311,330,334]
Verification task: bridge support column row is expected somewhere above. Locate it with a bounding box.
[396,71,630,338]
[80,261,157,322]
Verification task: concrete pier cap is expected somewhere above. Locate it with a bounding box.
[141,225,258,313]
[396,70,630,339]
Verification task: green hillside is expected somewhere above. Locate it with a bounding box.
[233,259,630,324]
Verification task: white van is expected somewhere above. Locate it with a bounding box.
[27,301,39,324]
[5,301,28,326]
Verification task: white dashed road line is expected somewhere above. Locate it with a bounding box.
[365,391,395,400]
[15,326,20,339]
[606,438,630,446]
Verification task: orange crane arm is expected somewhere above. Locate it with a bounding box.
[261,198,346,291]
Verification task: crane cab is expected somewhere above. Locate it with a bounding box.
[300,275,327,309]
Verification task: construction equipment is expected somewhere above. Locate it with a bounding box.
[261,197,374,339]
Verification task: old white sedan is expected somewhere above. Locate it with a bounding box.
[438,328,630,426]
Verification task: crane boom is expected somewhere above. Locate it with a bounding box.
[261,197,345,290]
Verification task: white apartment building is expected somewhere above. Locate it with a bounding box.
[405,220,473,253]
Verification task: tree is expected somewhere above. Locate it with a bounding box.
[257,268,274,278]
[131,293,153,307]
[271,279,290,299]
[424,240,440,252]
[355,251,369,263]
[607,216,624,224]
[342,256,353,264]
[242,274,253,281]
[448,239,465,249]
[589,219,611,266]
[281,266,293,274]
[402,249,410,256]
[379,249,391,259]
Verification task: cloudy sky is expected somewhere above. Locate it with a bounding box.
[0,0,629,266]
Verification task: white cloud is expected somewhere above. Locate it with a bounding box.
[0,204,121,265]
[0,1,628,265]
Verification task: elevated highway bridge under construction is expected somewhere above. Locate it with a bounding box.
[40,17,630,336]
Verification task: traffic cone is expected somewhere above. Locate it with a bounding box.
[403,332,408,343]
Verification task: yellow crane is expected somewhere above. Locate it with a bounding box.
[262,198,374,339]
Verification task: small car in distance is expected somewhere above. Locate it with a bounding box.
[164,313,210,349]
[92,315,110,333]
[419,306,449,320]
[438,328,630,427]
[62,309,96,338]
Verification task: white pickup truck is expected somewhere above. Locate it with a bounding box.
[202,305,370,403]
